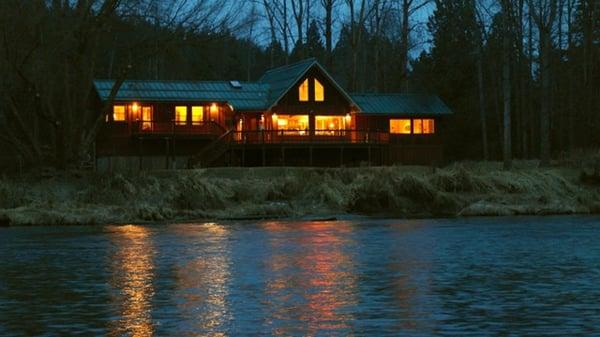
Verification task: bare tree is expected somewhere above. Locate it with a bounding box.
[261,0,280,66]
[345,0,376,91]
[501,0,513,170]
[529,0,557,166]
[394,0,431,91]
[370,0,393,91]
[0,0,247,168]
[321,0,338,67]
[291,0,306,56]
[473,0,490,160]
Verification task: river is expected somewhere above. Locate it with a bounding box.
[1,216,599,336]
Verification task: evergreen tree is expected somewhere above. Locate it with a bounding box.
[413,0,481,159]
[305,20,326,61]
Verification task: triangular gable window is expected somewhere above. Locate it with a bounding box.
[314,79,324,101]
[299,79,309,101]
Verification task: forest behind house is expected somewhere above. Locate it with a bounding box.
[0,0,598,170]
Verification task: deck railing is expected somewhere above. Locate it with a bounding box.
[131,121,224,136]
[232,129,391,144]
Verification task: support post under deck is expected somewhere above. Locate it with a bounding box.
[165,137,170,169]
[138,137,143,170]
[242,146,245,167]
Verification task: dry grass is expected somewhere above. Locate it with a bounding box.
[1,161,599,225]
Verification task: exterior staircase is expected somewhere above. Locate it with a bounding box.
[188,130,233,168]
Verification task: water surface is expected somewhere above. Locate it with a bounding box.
[1,216,600,336]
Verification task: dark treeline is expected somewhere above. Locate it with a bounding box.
[0,0,598,168]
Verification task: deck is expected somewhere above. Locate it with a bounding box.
[98,124,443,168]
[232,130,390,145]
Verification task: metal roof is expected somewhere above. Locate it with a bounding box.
[93,60,452,116]
[258,58,317,108]
[93,80,270,111]
[350,94,452,116]
[258,58,358,109]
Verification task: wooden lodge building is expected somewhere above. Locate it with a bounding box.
[93,58,452,170]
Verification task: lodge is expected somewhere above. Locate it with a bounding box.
[92,58,452,170]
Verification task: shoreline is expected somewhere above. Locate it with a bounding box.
[1,162,599,226]
[2,210,597,228]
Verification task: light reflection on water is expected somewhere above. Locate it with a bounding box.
[263,221,358,336]
[172,222,231,336]
[107,225,156,337]
[1,216,600,336]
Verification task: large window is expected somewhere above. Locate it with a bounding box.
[390,118,435,134]
[175,106,187,125]
[315,115,346,135]
[299,79,309,101]
[191,106,204,124]
[314,79,325,101]
[390,119,411,134]
[413,119,435,134]
[113,105,126,122]
[275,114,309,135]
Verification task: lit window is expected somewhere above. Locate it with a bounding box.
[390,119,411,134]
[192,106,204,124]
[315,115,346,135]
[412,119,435,134]
[314,79,324,101]
[142,107,152,130]
[276,114,309,135]
[413,119,423,134]
[299,79,309,101]
[210,104,218,120]
[422,119,435,134]
[175,106,187,125]
[113,105,126,122]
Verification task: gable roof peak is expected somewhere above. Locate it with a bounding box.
[259,58,318,79]
[258,57,358,110]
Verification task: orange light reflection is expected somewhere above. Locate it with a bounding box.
[107,225,155,337]
[263,221,357,336]
[172,222,231,336]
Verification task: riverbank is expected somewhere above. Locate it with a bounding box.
[1,161,600,226]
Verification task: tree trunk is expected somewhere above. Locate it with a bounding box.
[323,0,333,67]
[476,35,488,160]
[473,0,488,160]
[502,5,512,170]
[400,0,410,91]
[539,26,552,166]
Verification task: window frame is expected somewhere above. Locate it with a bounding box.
[175,106,188,125]
[141,106,153,130]
[389,118,412,134]
[412,118,435,134]
[314,78,325,102]
[191,106,204,125]
[112,105,126,122]
[299,79,309,102]
[389,118,435,135]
